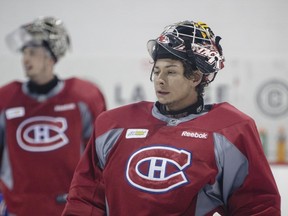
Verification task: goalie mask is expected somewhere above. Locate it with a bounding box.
[147,20,225,83]
[6,16,71,62]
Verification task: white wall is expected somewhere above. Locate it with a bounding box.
[0,0,287,214]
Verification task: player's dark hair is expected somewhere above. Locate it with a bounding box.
[181,60,207,97]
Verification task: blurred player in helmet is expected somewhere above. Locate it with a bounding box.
[0,16,106,215]
[62,20,280,215]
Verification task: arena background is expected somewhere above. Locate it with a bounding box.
[0,0,287,214]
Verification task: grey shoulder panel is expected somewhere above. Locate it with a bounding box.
[195,132,248,216]
[95,128,124,169]
[78,101,93,140]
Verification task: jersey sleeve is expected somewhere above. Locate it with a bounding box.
[62,130,106,215]
[62,108,121,215]
[0,111,4,164]
[0,82,19,164]
[222,119,281,215]
[76,79,107,144]
[83,80,107,122]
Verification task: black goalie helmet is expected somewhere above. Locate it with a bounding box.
[147,20,225,81]
[6,16,71,62]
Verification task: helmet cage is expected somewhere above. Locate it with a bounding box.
[6,17,71,62]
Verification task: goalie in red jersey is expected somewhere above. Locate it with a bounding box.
[62,20,280,216]
[0,16,106,215]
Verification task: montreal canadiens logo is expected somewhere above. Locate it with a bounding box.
[16,116,68,152]
[126,146,191,193]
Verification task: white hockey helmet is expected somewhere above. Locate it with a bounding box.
[147,20,225,82]
[6,16,71,62]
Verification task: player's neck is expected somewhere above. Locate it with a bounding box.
[156,96,204,118]
[27,75,59,94]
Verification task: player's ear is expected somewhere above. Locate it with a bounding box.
[192,71,203,86]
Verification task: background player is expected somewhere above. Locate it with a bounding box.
[62,20,280,215]
[0,16,106,215]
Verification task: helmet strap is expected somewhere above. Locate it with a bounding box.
[215,36,223,55]
[184,40,197,70]
[42,41,57,62]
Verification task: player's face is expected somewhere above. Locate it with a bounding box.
[152,58,199,111]
[22,46,54,84]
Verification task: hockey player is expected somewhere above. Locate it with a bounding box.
[62,20,280,215]
[0,16,106,215]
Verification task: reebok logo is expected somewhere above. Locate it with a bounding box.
[181,131,208,139]
[54,103,76,112]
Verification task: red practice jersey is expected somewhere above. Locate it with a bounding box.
[63,101,280,216]
[0,77,106,215]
